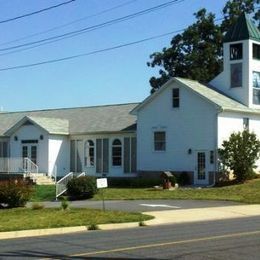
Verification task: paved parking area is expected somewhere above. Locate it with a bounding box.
[28,199,243,212]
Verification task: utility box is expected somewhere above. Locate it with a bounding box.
[160,171,173,189]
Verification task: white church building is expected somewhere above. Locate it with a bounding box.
[0,14,260,185]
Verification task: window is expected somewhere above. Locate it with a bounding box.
[172,88,180,108]
[112,139,122,166]
[70,140,83,172]
[0,142,8,158]
[124,137,136,173]
[253,71,260,88]
[253,43,260,60]
[96,138,109,173]
[243,118,249,130]
[84,140,95,167]
[230,63,242,88]
[230,43,243,60]
[210,151,214,164]
[252,72,260,105]
[154,131,166,151]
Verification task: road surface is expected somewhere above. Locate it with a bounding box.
[0,216,259,259]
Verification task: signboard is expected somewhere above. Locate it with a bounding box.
[97,178,108,189]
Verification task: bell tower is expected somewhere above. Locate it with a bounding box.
[210,13,260,108]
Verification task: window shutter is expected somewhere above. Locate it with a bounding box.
[96,139,102,173]
[103,138,109,173]
[131,137,137,173]
[124,137,130,173]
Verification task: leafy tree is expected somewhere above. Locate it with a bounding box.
[218,131,260,182]
[148,0,259,93]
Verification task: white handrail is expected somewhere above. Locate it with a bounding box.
[55,172,86,199]
[77,172,86,178]
[23,157,39,174]
[56,172,73,199]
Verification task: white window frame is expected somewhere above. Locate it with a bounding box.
[112,138,122,167]
[153,131,166,152]
[84,140,95,167]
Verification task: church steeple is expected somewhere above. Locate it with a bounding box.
[210,13,260,108]
[224,13,260,43]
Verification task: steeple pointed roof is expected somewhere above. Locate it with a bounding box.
[223,13,260,43]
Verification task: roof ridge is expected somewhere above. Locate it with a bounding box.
[0,102,140,115]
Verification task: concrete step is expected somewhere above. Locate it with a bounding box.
[27,173,55,185]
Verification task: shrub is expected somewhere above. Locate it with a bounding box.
[67,176,97,199]
[31,203,45,210]
[107,177,160,188]
[219,131,260,183]
[0,179,33,208]
[177,172,190,186]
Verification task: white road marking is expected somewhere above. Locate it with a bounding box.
[140,204,180,209]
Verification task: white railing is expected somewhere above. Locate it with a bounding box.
[0,157,24,173]
[77,172,86,178]
[0,157,39,174]
[23,157,39,174]
[56,172,74,199]
[55,172,86,199]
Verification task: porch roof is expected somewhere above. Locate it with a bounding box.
[4,116,69,136]
[0,103,138,137]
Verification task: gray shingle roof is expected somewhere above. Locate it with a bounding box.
[131,77,260,115]
[176,77,260,114]
[4,116,70,135]
[0,103,138,137]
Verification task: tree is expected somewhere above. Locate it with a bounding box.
[148,0,259,93]
[218,131,260,182]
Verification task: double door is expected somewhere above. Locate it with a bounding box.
[22,144,37,164]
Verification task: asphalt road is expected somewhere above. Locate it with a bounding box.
[30,199,241,212]
[0,216,260,259]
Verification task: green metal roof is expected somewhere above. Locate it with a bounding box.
[223,13,260,43]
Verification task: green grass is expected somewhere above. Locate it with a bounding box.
[92,179,260,204]
[30,185,56,202]
[31,179,260,204]
[0,208,152,232]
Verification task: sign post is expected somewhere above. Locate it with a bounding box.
[96,178,108,211]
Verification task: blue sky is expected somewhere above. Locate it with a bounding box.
[0,0,227,112]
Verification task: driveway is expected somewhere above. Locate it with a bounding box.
[28,199,242,212]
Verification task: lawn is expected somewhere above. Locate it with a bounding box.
[0,208,152,232]
[93,179,260,204]
[30,185,56,202]
[31,179,260,204]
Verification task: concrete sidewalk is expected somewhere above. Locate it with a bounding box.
[1,203,260,240]
[145,204,260,225]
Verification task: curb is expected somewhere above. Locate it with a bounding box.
[0,222,141,240]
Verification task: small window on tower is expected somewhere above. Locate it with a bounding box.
[253,71,260,88]
[253,43,260,60]
[231,63,242,88]
[230,43,243,60]
[243,118,249,130]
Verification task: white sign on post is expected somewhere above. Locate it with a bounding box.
[96,178,108,189]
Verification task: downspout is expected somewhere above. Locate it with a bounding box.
[208,107,222,187]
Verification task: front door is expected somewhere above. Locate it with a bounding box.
[195,151,208,185]
[22,145,37,164]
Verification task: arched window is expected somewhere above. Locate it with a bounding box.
[84,140,95,166]
[112,139,122,166]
